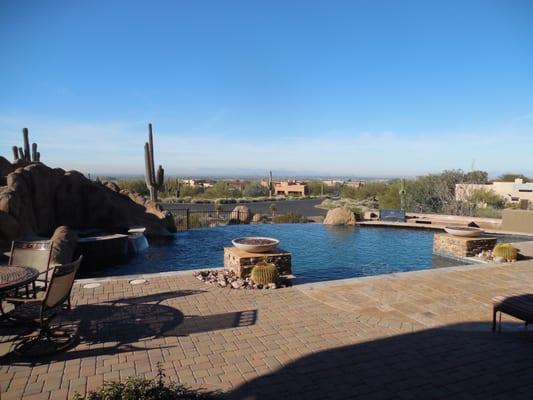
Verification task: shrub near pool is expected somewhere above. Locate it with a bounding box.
[73,366,220,400]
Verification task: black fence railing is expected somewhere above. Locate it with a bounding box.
[171,209,266,231]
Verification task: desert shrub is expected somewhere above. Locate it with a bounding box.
[117,179,149,196]
[179,185,202,198]
[498,173,530,183]
[203,182,241,199]
[467,188,506,209]
[73,365,219,400]
[378,181,401,209]
[341,182,388,201]
[473,207,503,218]
[243,182,269,197]
[272,212,308,223]
[306,181,339,196]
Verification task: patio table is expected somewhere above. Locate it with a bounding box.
[0,265,39,300]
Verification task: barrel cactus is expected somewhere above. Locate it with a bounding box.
[493,243,518,262]
[251,261,279,286]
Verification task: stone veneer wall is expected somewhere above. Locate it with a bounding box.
[224,247,292,278]
[433,233,497,258]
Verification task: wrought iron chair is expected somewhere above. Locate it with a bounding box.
[8,240,53,297]
[6,256,82,355]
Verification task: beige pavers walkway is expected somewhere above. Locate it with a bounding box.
[2,261,533,399]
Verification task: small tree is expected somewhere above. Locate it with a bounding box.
[243,182,269,197]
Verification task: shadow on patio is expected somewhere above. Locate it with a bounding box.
[228,322,533,400]
[1,289,257,365]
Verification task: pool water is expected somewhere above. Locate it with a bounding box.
[79,224,466,283]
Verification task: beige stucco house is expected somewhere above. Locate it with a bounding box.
[456,178,533,204]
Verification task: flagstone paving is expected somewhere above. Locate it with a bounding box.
[1,261,533,399]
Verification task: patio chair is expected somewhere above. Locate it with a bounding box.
[5,256,82,355]
[8,240,53,297]
[492,293,533,332]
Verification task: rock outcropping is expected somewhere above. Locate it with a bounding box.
[0,160,176,249]
[323,207,357,226]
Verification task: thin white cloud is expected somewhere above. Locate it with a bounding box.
[1,113,532,177]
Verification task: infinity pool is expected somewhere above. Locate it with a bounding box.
[79,224,467,283]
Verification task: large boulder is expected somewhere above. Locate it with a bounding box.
[323,207,357,226]
[230,205,251,223]
[50,226,78,265]
[0,161,176,249]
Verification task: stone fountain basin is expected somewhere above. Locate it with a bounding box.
[444,226,484,237]
[232,237,279,253]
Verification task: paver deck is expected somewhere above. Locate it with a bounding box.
[2,261,533,399]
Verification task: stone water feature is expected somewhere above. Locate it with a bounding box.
[433,232,497,258]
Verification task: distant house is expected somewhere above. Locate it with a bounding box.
[225,180,247,192]
[261,180,308,196]
[456,178,533,204]
[343,180,365,188]
[180,179,214,188]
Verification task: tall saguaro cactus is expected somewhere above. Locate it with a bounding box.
[144,123,164,202]
[268,170,273,198]
[12,128,40,162]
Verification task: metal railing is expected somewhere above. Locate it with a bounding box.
[171,209,264,231]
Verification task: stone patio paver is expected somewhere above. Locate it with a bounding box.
[1,261,533,399]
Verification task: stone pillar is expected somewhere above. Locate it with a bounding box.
[224,247,292,278]
[433,233,497,258]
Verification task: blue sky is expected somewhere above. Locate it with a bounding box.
[1,0,533,177]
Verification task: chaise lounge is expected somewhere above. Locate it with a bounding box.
[492,293,533,332]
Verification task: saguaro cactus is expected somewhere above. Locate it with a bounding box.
[144,123,164,202]
[399,179,406,210]
[12,128,40,162]
[268,170,273,198]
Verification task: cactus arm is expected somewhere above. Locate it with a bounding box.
[31,143,38,162]
[144,142,153,187]
[22,128,31,161]
[18,147,24,159]
[12,146,19,161]
[36,152,40,162]
[156,165,164,188]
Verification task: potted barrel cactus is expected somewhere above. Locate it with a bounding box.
[493,243,518,262]
[251,259,279,287]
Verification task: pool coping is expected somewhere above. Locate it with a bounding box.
[297,258,533,289]
[75,266,224,284]
[75,258,530,288]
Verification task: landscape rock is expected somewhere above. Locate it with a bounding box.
[0,161,176,249]
[193,269,292,289]
[50,226,78,265]
[323,207,357,226]
[230,205,251,223]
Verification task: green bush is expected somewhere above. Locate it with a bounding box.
[117,179,149,196]
[73,365,219,400]
[242,182,269,197]
[467,189,505,209]
[202,182,241,199]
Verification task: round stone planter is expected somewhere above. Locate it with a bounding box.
[232,237,279,253]
[444,226,483,237]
